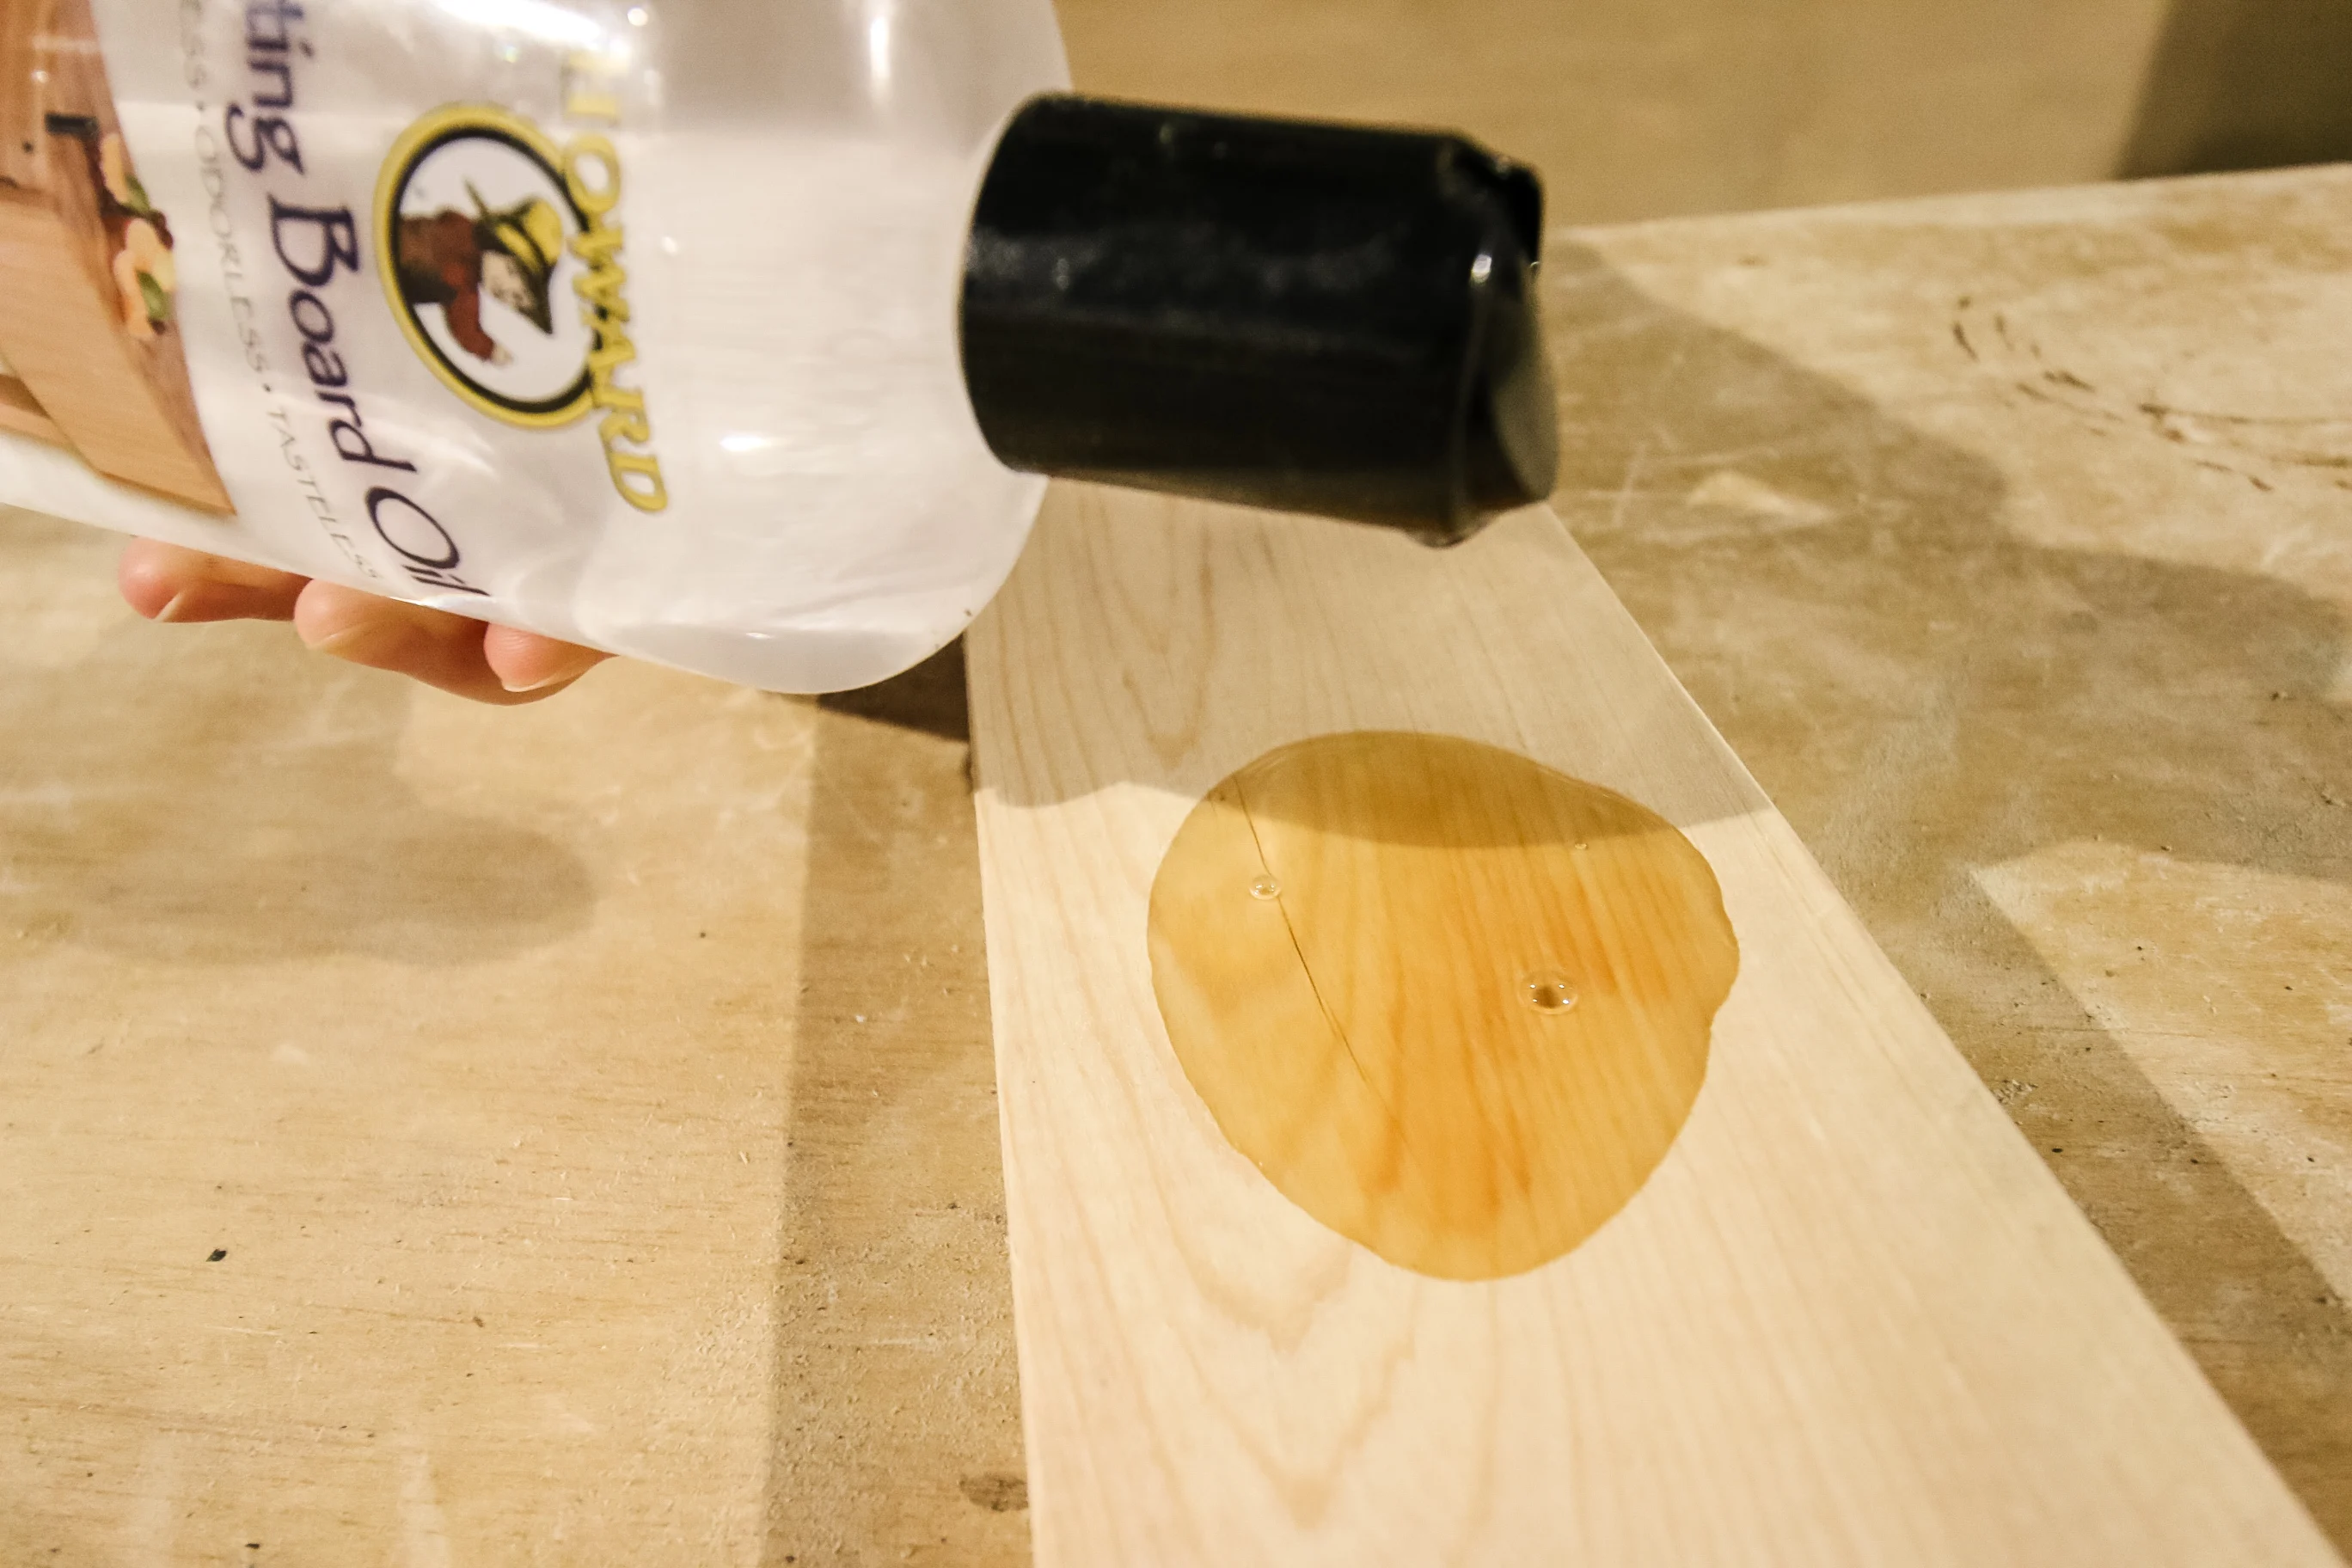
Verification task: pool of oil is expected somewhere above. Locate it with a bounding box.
[1147,732,1739,1281]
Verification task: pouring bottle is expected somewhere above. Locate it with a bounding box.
[0,0,1554,692]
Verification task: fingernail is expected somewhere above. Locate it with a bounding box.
[152,591,188,624]
[500,648,601,694]
[304,620,417,664]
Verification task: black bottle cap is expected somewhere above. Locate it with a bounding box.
[959,95,1558,545]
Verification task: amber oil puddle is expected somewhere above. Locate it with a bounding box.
[1147,732,1739,1281]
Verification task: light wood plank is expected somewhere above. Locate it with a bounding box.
[965,485,2342,1565]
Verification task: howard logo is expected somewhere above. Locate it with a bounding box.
[371,101,665,511]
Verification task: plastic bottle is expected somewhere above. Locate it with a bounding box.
[1,0,1553,692]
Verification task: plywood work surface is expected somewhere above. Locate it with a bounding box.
[1549,163,2352,1541]
[0,513,1026,1565]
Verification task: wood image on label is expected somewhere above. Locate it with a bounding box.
[1148,730,1740,1280]
[0,0,229,509]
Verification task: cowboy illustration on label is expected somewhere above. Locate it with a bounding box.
[373,105,594,426]
[392,187,560,369]
[375,100,666,508]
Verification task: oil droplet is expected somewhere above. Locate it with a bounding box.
[1522,969,1578,1014]
[1148,732,1738,1282]
[1248,876,1282,901]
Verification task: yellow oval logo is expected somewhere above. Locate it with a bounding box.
[375,98,665,510]
[374,104,592,427]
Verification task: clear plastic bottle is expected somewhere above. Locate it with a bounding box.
[6,0,1550,692]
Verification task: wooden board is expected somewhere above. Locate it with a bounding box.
[0,0,227,510]
[1055,0,2180,227]
[964,486,2342,1565]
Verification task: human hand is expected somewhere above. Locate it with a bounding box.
[118,538,609,704]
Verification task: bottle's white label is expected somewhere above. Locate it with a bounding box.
[69,0,1067,692]
[94,0,665,632]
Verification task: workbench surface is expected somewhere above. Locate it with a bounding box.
[2,167,2346,1563]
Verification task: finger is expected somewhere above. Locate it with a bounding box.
[293,579,545,706]
[482,622,609,697]
[119,538,309,623]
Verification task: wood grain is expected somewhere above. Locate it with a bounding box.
[1148,732,1735,1282]
[965,484,2342,1565]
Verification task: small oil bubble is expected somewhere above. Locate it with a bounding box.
[1522,969,1579,1014]
[1248,876,1283,901]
